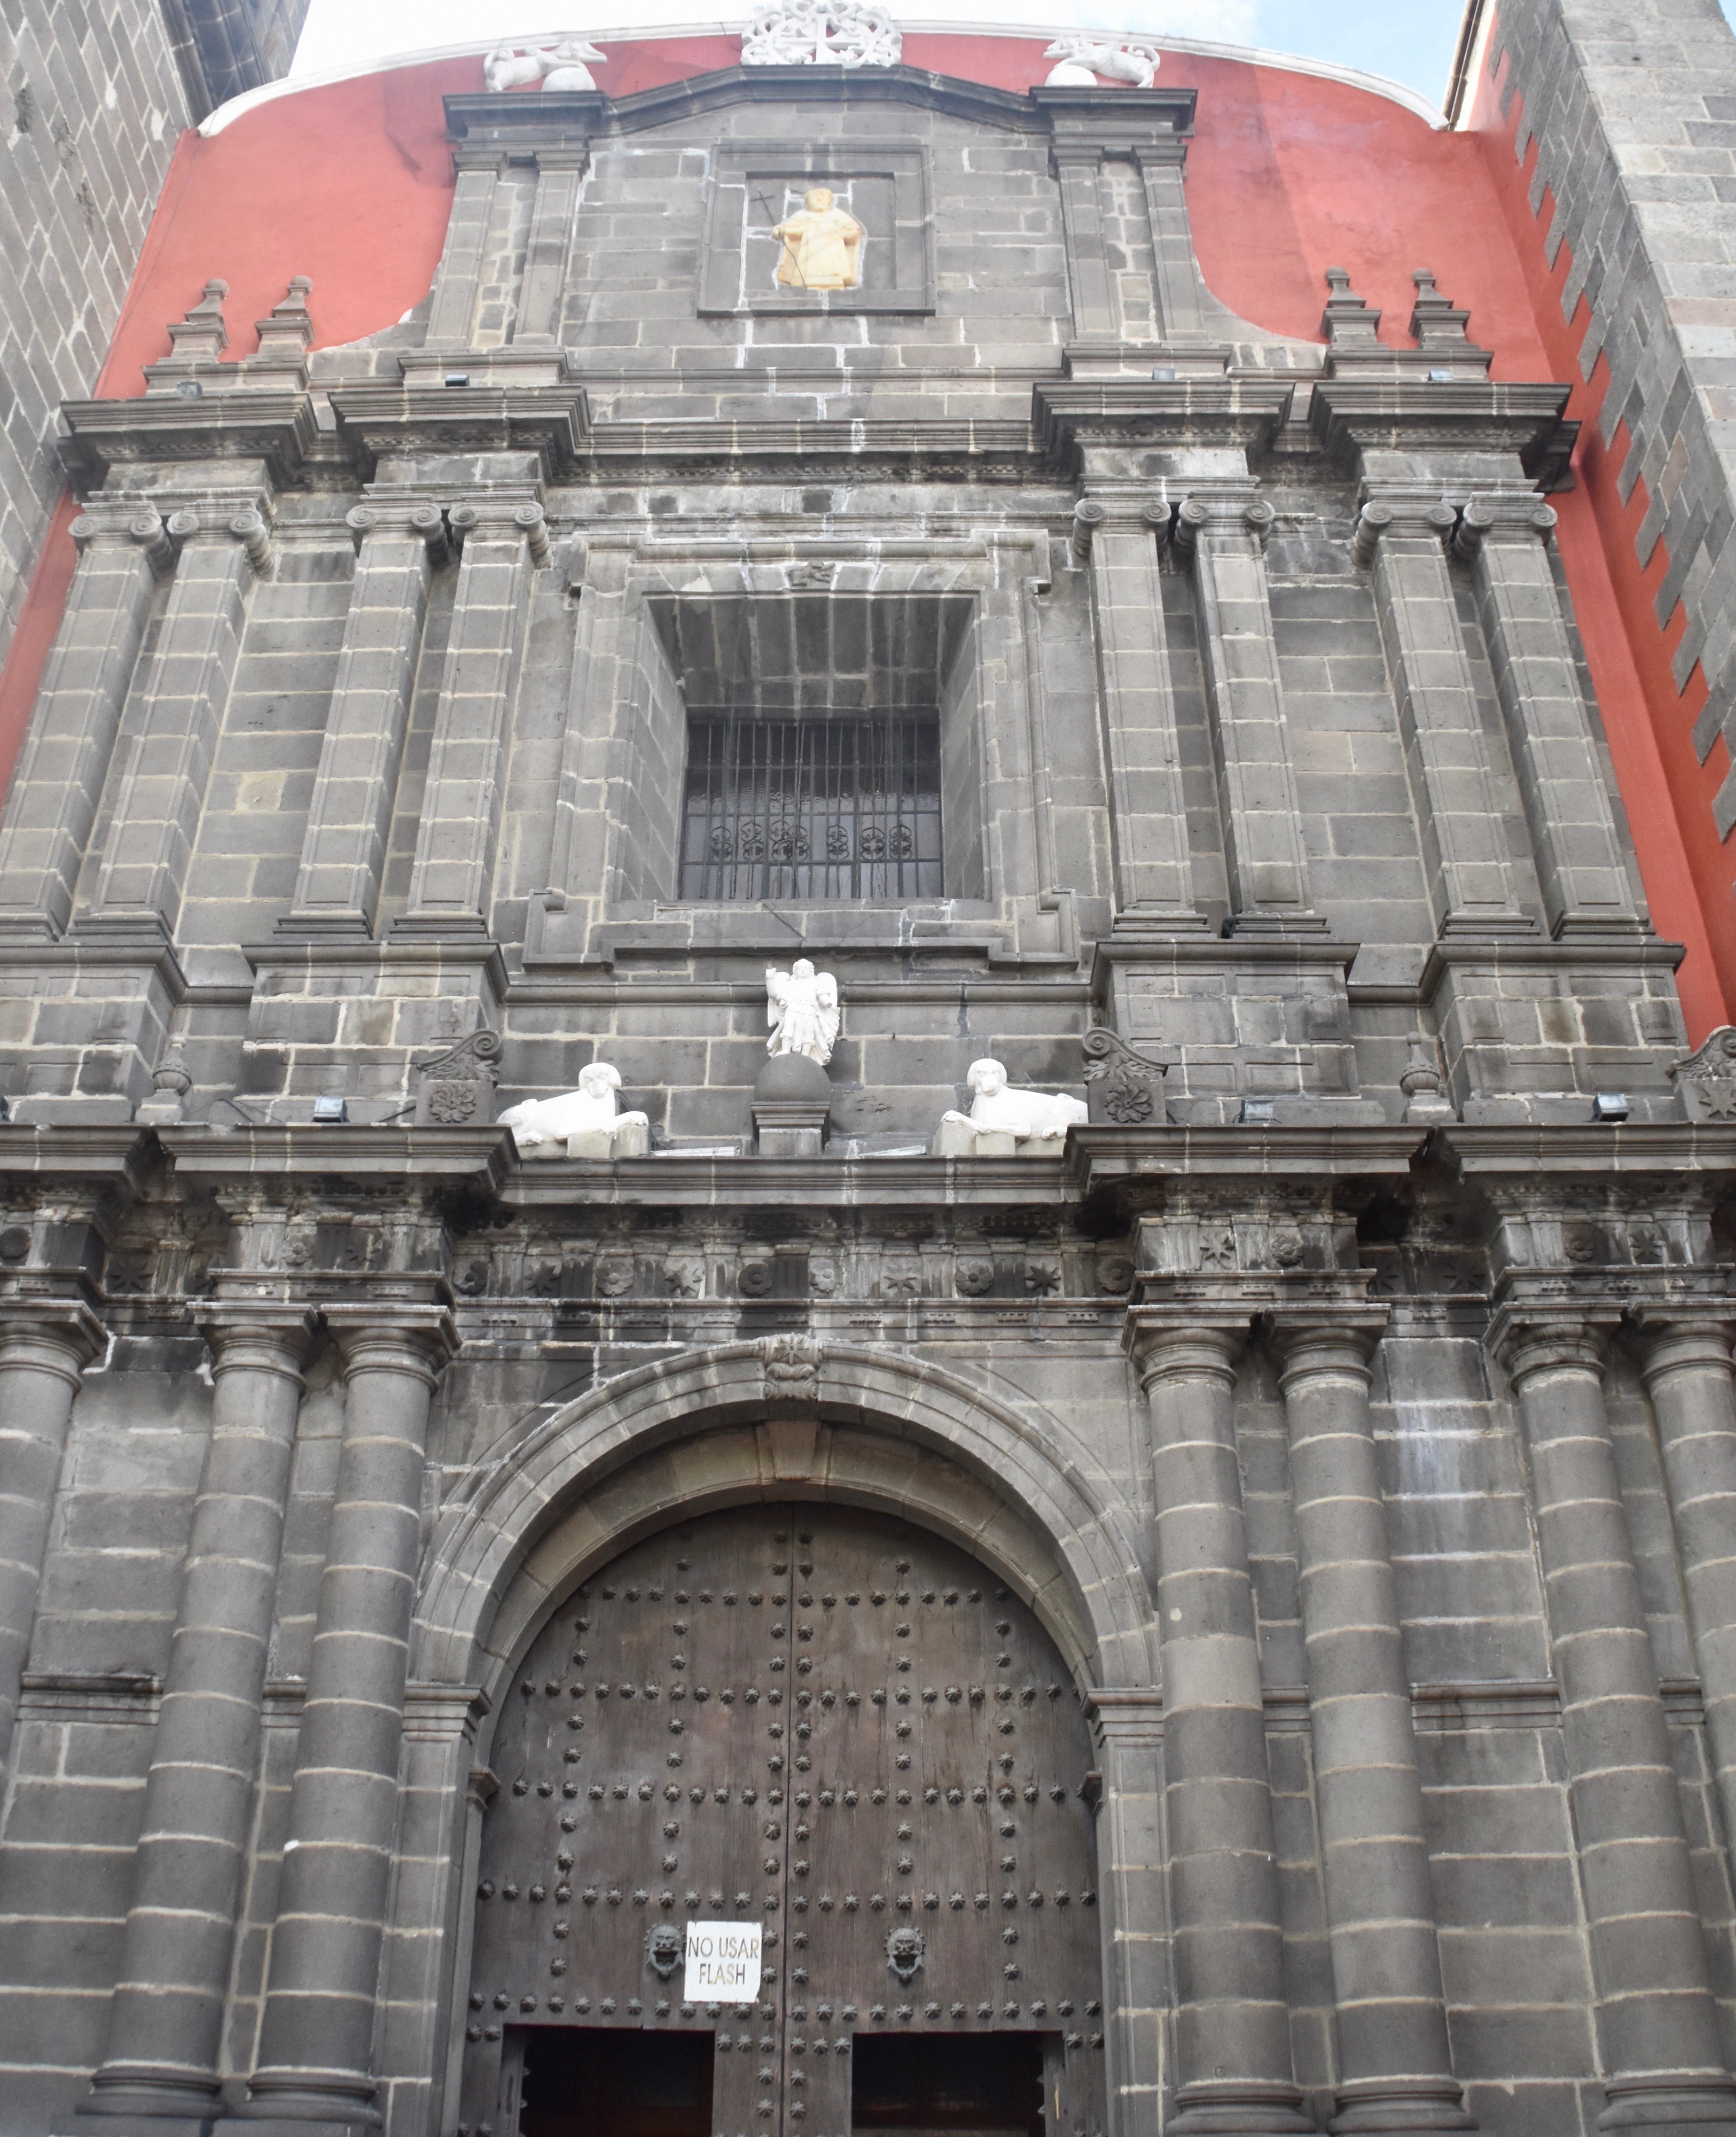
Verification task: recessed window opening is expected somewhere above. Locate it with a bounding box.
[679,710,941,901]
[647,591,978,907]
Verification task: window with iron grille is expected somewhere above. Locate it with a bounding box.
[678,714,942,902]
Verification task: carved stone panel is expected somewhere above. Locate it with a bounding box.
[463,1504,1106,2137]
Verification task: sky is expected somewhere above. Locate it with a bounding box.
[290,0,1736,110]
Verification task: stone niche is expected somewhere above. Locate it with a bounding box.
[698,141,934,314]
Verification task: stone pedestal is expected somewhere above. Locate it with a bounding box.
[753,1052,831,1157]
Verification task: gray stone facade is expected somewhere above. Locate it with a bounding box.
[2,48,1736,2137]
[1456,0,1736,830]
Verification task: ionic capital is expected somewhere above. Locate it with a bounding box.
[1350,496,1457,566]
[1451,496,1555,561]
[69,507,177,575]
[1174,490,1273,558]
[448,497,551,566]
[346,501,450,559]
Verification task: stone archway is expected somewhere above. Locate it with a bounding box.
[457,1500,1109,2137]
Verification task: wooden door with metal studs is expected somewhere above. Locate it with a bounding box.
[459,1506,1107,2137]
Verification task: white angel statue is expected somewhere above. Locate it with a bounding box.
[497,1062,649,1160]
[933,1058,1088,1157]
[767,960,840,1066]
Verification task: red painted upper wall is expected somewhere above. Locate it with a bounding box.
[97,36,1555,393]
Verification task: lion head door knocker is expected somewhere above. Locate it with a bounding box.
[886,1925,925,1984]
[647,1924,683,1980]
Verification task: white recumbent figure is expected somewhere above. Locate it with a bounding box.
[498,1063,650,1160]
[933,1057,1088,1157]
[1042,37,1160,88]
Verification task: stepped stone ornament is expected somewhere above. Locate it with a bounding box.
[767,960,840,1066]
[740,0,901,68]
[414,1028,503,1127]
[774,189,864,291]
[497,1064,650,1159]
[1082,1026,1169,1126]
[933,1059,1088,1158]
[482,37,606,92]
[1042,37,1160,87]
[1670,1026,1736,1122]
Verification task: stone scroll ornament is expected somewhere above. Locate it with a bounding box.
[1670,1026,1736,1121]
[412,1028,503,1127]
[1042,36,1160,86]
[932,1058,1088,1158]
[1081,1026,1169,1126]
[482,38,606,91]
[496,1063,651,1160]
[740,0,902,67]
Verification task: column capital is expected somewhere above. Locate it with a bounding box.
[1488,1305,1612,1389]
[0,1295,107,1377]
[1125,1309,1249,1390]
[1630,1307,1736,1386]
[1175,488,1274,556]
[1350,495,1457,565]
[325,1300,459,1385]
[346,498,450,557]
[1452,495,1556,560]
[447,495,551,565]
[69,506,177,574]
[196,1301,320,1385]
[1265,1312,1385,1392]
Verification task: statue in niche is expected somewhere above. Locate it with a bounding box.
[767,961,840,1066]
[773,189,864,292]
[933,1058,1088,1158]
[497,1063,650,1160]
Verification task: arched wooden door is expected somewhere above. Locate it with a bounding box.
[459,1504,1107,2137]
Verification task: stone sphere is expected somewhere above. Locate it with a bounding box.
[756,1051,833,1102]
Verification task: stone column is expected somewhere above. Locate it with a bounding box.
[0,1301,105,1781]
[1135,149,1211,344]
[278,504,447,940]
[1088,1692,1169,2137]
[1074,502,1204,929]
[85,1305,316,2130]
[423,152,503,348]
[1357,500,1529,940]
[1634,1311,1736,1877]
[1457,502,1643,942]
[1493,1314,1736,2130]
[0,508,173,943]
[1269,1321,1471,2135]
[236,1309,454,2130]
[81,506,269,943]
[1051,143,1118,342]
[1130,1319,1311,2136]
[516,149,589,346]
[1177,494,1323,935]
[393,502,545,941]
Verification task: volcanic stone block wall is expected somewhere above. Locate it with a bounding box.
[0,5,185,681]
[1477,0,1736,827]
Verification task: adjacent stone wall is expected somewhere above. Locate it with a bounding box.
[1475,0,1736,826]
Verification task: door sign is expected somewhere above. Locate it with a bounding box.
[683,1920,763,2003]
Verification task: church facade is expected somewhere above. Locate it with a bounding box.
[6,11,1736,2137]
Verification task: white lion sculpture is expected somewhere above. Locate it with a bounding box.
[498,1063,650,1160]
[933,1058,1088,1158]
[483,38,606,93]
[1043,37,1160,87]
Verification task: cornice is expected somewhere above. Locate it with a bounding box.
[330,383,591,485]
[0,1126,155,1191]
[1034,379,1295,467]
[583,417,1037,485]
[1067,1125,1425,1196]
[157,1124,517,1189]
[58,391,319,492]
[1308,378,1574,482]
[1437,1124,1736,1180]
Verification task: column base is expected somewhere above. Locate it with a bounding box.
[1330,2078,1477,2133]
[1170,2080,1316,2136]
[77,2071,224,2129]
[1599,2079,1736,2135]
[214,2122,371,2137]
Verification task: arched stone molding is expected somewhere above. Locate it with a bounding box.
[413,1340,1154,1711]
